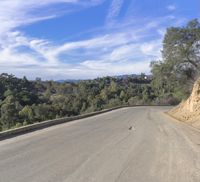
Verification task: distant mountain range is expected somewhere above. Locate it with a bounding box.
[56,79,81,83]
[56,74,151,83]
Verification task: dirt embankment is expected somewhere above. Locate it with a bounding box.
[168,78,200,129]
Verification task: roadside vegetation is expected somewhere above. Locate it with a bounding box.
[0,73,155,131]
[151,19,200,101]
[0,19,199,131]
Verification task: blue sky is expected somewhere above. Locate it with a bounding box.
[0,0,199,80]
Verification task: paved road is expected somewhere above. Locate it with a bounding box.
[0,107,200,182]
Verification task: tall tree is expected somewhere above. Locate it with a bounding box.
[151,19,200,101]
[163,19,200,81]
[0,95,21,130]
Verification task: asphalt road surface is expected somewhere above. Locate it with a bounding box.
[0,107,200,182]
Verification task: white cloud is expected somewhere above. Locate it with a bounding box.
[109,45,135,60]
[0,27,162,79]
[0,0,104,34]
[0,0,187,79]
[167,5,176,11]
[106,0,124,24]
[108,40,162,62]
[50,31,140,57]
[80,59,151,78]
[140,40,161,57]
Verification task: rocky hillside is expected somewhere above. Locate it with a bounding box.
[168,78,200,129]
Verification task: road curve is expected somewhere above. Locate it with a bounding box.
[0,107,200,182]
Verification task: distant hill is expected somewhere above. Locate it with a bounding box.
[56,74,151,83]
[56,79,81,83]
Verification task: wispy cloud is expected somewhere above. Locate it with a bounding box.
[167,5,176,11]
[0,16,165,79]
[106,0,124,25]
[0,0,104,33]
[0,0,191,80]
[0,14,181,79]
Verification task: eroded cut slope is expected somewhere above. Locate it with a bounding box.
[168,78,200,129]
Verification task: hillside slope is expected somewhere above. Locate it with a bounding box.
[168,78,200,129]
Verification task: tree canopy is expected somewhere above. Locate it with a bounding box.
[151,19,200,101]
[0,73,154,131]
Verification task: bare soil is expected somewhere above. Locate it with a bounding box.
[168,78,200,129]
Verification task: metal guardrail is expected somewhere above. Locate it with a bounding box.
[0,106,127,140]
[0,105,171,141]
